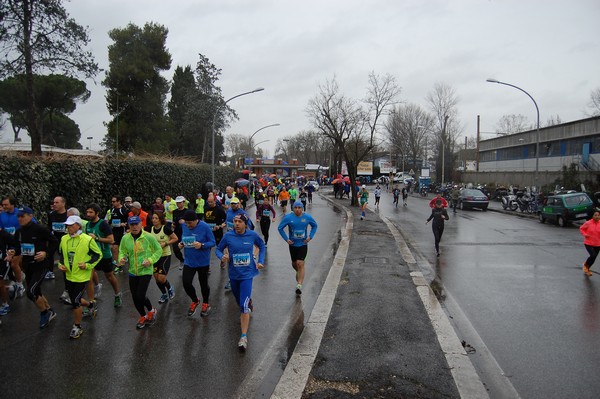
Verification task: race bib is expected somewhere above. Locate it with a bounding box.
[111,219,121,227]
[68,251,75,267]
[21,243,35,256]
[182,235,196,248]
[262,210,271,217]
[293,229,306,239]
[5,226,15,235]
[207,223,216,229]
[52,222,66,233]
[226,221,234,231]
[232,253,251,267]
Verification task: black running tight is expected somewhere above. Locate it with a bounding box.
[182,266,210,304]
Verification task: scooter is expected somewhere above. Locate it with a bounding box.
[501,193,518,211]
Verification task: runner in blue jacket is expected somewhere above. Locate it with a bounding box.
[277,201,318,296]
[216,214,265,351]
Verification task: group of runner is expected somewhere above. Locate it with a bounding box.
[0,186,318,351]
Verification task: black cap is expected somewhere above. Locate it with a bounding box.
[183,210,198,221]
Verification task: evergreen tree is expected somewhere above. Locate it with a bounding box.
[0,0,98,155]
[103,22,172,154]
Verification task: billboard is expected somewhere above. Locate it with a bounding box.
[379,161,392,174]
[357,161,373,175]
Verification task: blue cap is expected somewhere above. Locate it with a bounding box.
[293,201,304,209]
[128,216,142,225]
[17,206,34,216]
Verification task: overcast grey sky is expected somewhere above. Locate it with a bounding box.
[5,0,599,155]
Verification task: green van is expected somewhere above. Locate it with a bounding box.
[538,192,594,227]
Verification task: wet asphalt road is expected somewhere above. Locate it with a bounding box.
[0,195,342,398]
[369,191,600,399]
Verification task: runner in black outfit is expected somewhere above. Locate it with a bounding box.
[171,196,188,270]
[13,207,59,328]
[426,199,450,257]
[108,196,129,273]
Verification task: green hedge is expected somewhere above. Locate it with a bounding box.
[0,155,240,223]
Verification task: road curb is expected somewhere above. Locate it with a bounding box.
[376,212,490,399]
[271,194,353,399]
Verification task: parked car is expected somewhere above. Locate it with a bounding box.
[458,188,489,210]
[306,180,319,191]
[538,192,594,227]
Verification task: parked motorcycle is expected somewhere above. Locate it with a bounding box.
[516,191,534,213]
[501,193,518,211]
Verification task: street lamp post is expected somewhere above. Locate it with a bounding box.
[212,87,264,183]
[486,79,540,186]
[248,123,280,157]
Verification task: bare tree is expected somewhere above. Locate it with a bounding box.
[587,88,600,117]
[496,114,530,134]
[307,72,400,205]
[426,82,463,183]
[545,114,562,127]
[384,104,434,173]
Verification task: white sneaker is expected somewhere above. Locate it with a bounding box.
[238,336,248,351]
[94,283,103,298]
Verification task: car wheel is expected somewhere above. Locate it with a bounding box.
[538,212,546,223]
[481,205,488,211]
[557,216,565,227]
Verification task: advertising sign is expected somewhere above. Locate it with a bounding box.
[357,161,373,175]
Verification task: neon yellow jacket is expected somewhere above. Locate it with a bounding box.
[59,232,102,283]
[118,230,162,276]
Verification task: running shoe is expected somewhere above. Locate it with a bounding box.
[158,293,169,304]
[60,290,72,305]
[40,309,57,329]
[224,281,231,290]
[88,301,97,318]
[94,283,103,298]
[16,284,25,298]
[200,303,211,317]
[295,284,302,296]
[145,308,157,326]
[584,264,593,276]
[0,303,9,315]
[114,292,122,308]
[114,265,123,274]
[178,262,184,271]
[168,286,175,300]
[45,271,55,280]
[238,336,248,352]
[82,307,90,318]
[188,301,199,316]
[136,316,147,329]
[69,325,83,339]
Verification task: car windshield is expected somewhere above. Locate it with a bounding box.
[564,194,591,206]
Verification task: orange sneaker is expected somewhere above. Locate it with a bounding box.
[145,308,157,326]
[188,301,199,316]
[200,303,211,317]
[136,316,146,329]
[584,264,593,276]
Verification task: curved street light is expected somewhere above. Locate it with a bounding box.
[212,87,265,183]
[248,123,280,152]
[486,78,540,185]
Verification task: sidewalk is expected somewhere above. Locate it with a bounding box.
[273,193,487,398]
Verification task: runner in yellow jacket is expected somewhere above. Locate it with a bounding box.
[118,215,163,329]
[57,215,102,339]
